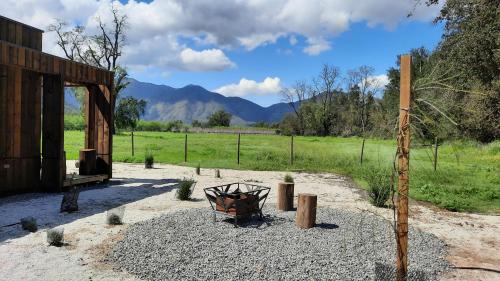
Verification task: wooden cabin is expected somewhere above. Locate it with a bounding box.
[0,16,114,196]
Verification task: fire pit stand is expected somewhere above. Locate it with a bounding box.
[204,182,270,226]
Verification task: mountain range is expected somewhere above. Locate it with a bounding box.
[116,79,293,125]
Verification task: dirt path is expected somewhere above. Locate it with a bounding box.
[0,162,498,280]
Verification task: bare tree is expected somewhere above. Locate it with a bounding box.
[49,5,128,97]
[346,65,380,163]
[281,80,310,135]
[48,5,129,133]
[311,64,342,136]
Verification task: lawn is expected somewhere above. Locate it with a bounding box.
[64,130,500,214]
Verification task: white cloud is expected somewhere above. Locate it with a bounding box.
[368,74,390,89]
[214,77,283,97]
[179,48,235,71]
[303,37,331,55]
[0,0,442,72]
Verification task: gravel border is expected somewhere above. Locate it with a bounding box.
[107,207,449,281]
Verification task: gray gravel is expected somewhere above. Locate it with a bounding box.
[107,207,449,281]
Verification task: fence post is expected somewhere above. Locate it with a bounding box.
[434,137,438,171]
[290,135,294,165]
[131,131,134,156]
[237,133,241,165]
[360,138,366,165]
[396,54,411,281]
[184,134,188,162]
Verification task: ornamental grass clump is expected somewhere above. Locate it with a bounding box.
[284,174,294,183]
[106,206,125,225]
[20,216,37,232]
[47,227,64,246]
[176,179,196,201]
[365,168,392,208]
[145,150,154,169]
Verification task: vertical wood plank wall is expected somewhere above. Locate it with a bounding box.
[0,16,43,51]
[0,16,114,195]
[41,74,65,192]
[86,84,112,178]
[0,66,42,194]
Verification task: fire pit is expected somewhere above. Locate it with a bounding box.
[204,182,270,226]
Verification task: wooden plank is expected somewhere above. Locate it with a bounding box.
[41,74,65,192]
[13,67,21,157]
[85,85,96,149]
[63,174,108,187]
[396,54,412,281]
[15,24,22,45]
[0,65,6,159]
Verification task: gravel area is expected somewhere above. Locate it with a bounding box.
[107,207,450,281]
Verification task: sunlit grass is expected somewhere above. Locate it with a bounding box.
[64,130,499,214]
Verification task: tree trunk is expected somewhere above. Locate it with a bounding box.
[296,193,317,229]
[277,182,294,211]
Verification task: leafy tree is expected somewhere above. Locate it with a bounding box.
[115,97,147,131]
[191,120,203,127]
[207,110,232,127]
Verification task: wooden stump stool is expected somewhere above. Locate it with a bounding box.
[277,182,294,211]
[296,193,317,229]
[79,149,96,175]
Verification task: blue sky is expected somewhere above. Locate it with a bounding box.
[1,0,444,107]
[131,21,443,106]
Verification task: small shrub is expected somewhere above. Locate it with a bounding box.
[20,217,37,232]
[195,163,200,175]
[284,174,294,183]
[176,179,196,200]
[145,150,154,169]
[47,228,64,246]
[106,206,125,225]
[365,168,392,207]
[215,169,221,178]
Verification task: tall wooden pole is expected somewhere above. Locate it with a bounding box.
[360,138,366,165]
[131,131,134,156]
[184,134,188,162]
[290,135,294,165]
[434,137,438,171]
[396,54,411,281]
[237,133,241,165]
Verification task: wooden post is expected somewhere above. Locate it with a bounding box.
[184,134,188,162]
[396,54,411,281]
[290,135,294,165]
[79,149,96,175]
[296,193,317,229]
[434,137,438,171]
[277,182,294,211]
[237,133,241,165]
[360,138,366,165]
[41,74,65,192]
[131,131,134,156]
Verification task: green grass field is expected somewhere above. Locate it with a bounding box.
[64,130,500,214]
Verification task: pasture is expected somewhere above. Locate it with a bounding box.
[64,130,499,213]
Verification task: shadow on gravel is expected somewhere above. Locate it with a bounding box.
[0,177,180,243]
[316,222,339,229]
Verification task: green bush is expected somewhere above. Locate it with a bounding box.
[47,228,64,246]
[284,174,294,183]
[145,150,154,168]
[364,168,392,207]
[176,179,196,200]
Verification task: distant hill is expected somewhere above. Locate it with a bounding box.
[118,78,293,125]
